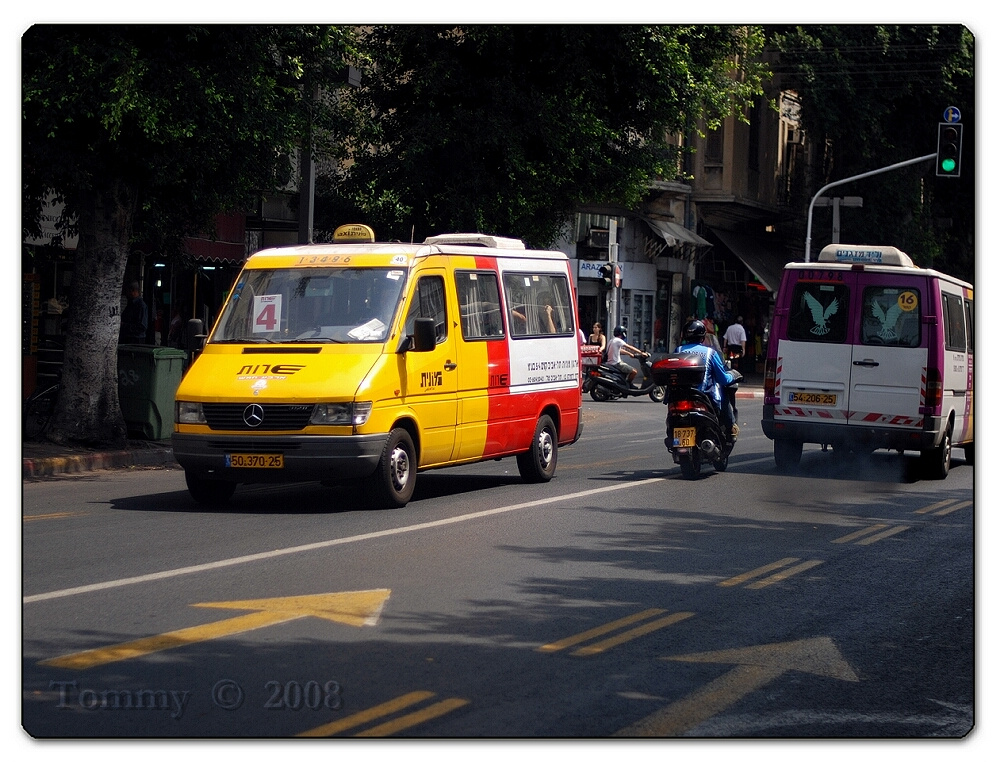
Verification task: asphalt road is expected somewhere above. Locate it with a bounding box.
[21,398,975,741]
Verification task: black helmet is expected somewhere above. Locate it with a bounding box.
[613,325,627,339]
[683,320,707,343]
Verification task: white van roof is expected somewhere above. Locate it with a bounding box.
[817,244,915,267]
[424,233,526,250]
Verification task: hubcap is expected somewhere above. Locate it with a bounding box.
[390,445,411,491]
[538,430,554,469]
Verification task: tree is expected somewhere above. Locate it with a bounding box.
[23,24,358,447]
[767,25,974,281]
[321,25,769,248]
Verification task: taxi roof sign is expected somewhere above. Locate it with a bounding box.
[333,224,376,243]
[817,244,915,268]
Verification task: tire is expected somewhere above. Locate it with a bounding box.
[517,414,558,483]
[185,472,237,505]
[590,385,611,402]
[649,385,666,404]
[963,442,974,466]
[774,439,803,472]
[714,446,729,473]
[920,425,952,480]
[368,428,417,508]
[679,450,701,479]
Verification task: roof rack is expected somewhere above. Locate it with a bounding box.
[424,233,526,250]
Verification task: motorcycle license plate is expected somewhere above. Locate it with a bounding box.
[673,427,697,447]
[225,453,284,469]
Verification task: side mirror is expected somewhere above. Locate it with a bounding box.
[408,317,437,353]
[185,318,206,358]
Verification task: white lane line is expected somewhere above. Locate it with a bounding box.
[24,478,664,604]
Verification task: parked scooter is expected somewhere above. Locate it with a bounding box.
[652,353,742,479]
[587,353,666,403]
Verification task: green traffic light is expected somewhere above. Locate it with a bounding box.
[941,158,957,173]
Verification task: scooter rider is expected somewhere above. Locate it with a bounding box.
[676,319,740,440]
[608,326,647,387]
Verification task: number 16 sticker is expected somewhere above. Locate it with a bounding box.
[253,294,282,333]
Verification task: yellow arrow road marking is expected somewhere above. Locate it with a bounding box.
[39,589,390,670]
[615,636,859,737]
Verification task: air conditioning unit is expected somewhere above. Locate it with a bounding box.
[587,229,610,249]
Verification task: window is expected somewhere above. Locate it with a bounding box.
[964,298,974,353]
[942,292,967,352]
[503,272,574,338]
[788,282,850,343]
[455,270,504,340]
[861,287,921,348]
[404,275,447,344]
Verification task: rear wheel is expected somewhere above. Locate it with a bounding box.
[590,385,611,402]
[678,450,702,479]
[963,442,974,466]
[774,439,803,472]
[517,415,558,483]
[368,428,417,508]
[920,424,952,480]
[185,472,237,505]
[713,446,729,472]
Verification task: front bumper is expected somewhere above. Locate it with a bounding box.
[171,432,388,483]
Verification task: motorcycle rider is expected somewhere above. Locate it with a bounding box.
[607,326,647,387]
[676,319,740,441]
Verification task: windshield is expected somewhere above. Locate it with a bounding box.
[212,267,408,344]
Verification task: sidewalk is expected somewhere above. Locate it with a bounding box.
[22,381,764,479]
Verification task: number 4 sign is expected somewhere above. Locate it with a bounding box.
[253,294,282,334]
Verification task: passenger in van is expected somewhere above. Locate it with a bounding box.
[511,296,559,334]
[677,319,740,441]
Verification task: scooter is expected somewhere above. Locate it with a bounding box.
[653,353,741,479]
[587,353,666,403]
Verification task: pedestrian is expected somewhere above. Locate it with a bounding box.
[120,281,148,344]
[167,305,186,349]
[723,315,747,370]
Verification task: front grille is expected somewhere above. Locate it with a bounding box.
[202,403,315,431]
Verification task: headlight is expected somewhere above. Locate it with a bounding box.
[176,401,207,424]
[310,402,373,427]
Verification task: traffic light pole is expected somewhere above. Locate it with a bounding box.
[804,153,935,262]
[607,219,619,336]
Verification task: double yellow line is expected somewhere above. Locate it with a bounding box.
[298,691,468,737]
[538,608,695,657]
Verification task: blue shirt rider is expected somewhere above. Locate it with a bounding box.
[676,319,740,439]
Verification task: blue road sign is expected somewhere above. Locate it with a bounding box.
[943,106,962,123]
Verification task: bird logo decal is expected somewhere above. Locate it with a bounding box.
[871,299,903,340]
[804,292,839,335]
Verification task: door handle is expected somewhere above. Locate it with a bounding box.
[853,359,880,367]
[444,361,458,371]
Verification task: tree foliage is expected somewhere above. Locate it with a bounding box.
[22,24,359,446]
[324,25,769,248]
[768,25,974,281]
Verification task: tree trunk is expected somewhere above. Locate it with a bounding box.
[46,182,137,448]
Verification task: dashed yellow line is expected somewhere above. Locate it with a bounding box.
[717,558,801,588]
[297,691,467,738]
[573,612,695,656]
[915,499,973,516]
[539,607,694,657]
[23,512,85,523]
[745,560,824,589]
[538,609,666,653]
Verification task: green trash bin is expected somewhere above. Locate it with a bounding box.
[117,345,188,440]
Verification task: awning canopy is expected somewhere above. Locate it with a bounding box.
[710,229,796,293]
[644,218,712,249]
[182,237,246,264]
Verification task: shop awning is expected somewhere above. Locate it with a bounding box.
[643,218,712,249]
[710,229,796,293]
[182,237,246,264]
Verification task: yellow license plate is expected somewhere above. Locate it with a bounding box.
[226,453,284,469]
[673,427,697,447]
[789,392,837,406]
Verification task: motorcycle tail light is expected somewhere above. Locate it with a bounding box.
[670,398,710,415]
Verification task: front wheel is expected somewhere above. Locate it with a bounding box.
[649,385,666,404]
[367,428,417,508]
[517,415,558,483]
[185,472,237,505]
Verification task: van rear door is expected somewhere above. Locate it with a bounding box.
[846,275,927,431]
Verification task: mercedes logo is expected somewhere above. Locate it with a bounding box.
[243,404,265,428]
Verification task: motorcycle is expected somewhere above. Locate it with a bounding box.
[652,353,742,479]
[587,353,665,403]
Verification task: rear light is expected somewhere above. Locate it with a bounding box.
[669,398,711,414]
[923,367,942,410]
[763,357,777,398]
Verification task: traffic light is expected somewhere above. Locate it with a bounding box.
[599,263,614,290]
[936,122,963,177]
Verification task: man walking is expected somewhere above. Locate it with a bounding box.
[723,316,747,371]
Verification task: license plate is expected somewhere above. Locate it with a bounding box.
[673,427,697,447]
[225,453,284,469]
[789,392,837,406]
